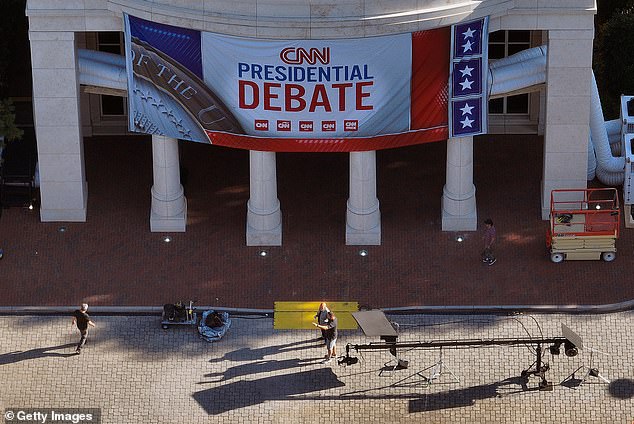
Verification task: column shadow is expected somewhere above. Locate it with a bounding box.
[192,368,345,415]
[208,337,323,363]
[200,357,323,382]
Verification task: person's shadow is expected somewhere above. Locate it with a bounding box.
[0,343,78,365]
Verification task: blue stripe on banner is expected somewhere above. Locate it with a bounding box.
[448,16,488,138]
[128,15,203,79]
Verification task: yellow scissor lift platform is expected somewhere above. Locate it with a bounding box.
[547,188,620,263]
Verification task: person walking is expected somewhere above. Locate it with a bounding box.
[314,302,330,340]
[71,303,96,354]
[313,311,338,363]
[481,218,497,265]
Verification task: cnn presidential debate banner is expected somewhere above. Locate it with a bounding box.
[124,14,488,152]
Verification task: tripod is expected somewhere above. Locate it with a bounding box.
[419,347,461,385]
[562,347,610,387]
[389,346,459,388]
[521,343,552,390]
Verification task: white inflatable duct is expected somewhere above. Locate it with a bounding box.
[78,48,125,67]
[589,73,625,185]
[605,118,621,156]
[488,48,546,97]
[77,49,126,91]
[489,45,547,69]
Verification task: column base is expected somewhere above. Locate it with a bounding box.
[246,201,282,246]
[625,205,634,228]
[345,223,381,245]
[40,182,88,222]
[441,196,477,231]
[150,200,187,232]
[541,179,588,220]
[346,202,381,245]
[40,206,87,222]
[246,221,282,246]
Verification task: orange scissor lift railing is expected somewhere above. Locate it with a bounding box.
[546,188,620,263]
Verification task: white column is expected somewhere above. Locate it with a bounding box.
[246,150,282,246]
[30,31,87,221]
[541,29,594,219]
[150,135,187,232]
[346,151,381,245]
[442,136,477,231]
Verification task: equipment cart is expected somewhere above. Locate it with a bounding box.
[547,188,620,263]
[161,300,197,329]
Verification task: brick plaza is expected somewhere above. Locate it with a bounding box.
[1,312,632,423]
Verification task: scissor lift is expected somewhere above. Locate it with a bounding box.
[547,188,620,263]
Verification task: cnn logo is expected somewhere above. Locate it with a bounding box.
[255,120,269,131]
[280,47,330,65]
[344,120,358,131]
[277,120,291,131]
[299,121,314,132]
[321,121,336,132]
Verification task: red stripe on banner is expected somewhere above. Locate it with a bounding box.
[410,28,451,130]
[206,127,448,152]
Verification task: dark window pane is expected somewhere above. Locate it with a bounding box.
[98,44,121,54]
[489,44,506,59]
[508,30,531,43]
[507,43,529,56]
[489,98,504,114]
[97,32,121,45]
[506,94,529,114]
[489,30,505,43]
[101,95,125,116]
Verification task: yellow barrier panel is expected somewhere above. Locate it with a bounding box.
[273,301,359,330]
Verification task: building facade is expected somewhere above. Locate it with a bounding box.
[25,0,596,245]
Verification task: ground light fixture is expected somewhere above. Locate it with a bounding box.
[455,235,464,242]
[259,250,267,257]
[163,236,172,243]
[28,203,34,210]
[359,249,368,257]
[58,226,66,233]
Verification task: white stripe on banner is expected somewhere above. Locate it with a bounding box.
[201,33,411,138]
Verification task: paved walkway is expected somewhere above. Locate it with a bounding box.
[1,134,634,309]
[1,312,632,423]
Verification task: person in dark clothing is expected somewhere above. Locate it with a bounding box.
[481,218,497,265]
[313,311,338,363]
[71,303,96,354]
[314,302,330,340]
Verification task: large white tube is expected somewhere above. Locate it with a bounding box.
[489,45,547,69]
[78,48,125,67]
[605,118,622,156]
[589,73,625,177]
[77,49,127,91]
[488,47,546,97]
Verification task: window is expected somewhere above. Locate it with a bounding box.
[488,30,531,115]
[97,32,125,116]
[97,32,122,54]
